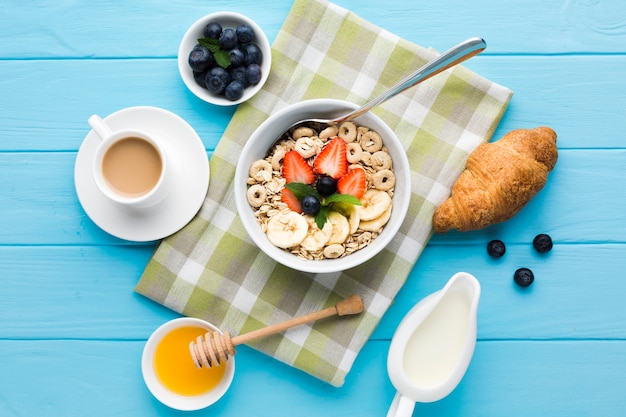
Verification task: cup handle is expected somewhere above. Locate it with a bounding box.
[88,114,113,141]
[386,392,416,417]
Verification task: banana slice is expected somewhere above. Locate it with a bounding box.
[266,211,308,249]
[331,202,360,234]
[300,215,333,251]
[358,189,392,221]
[327,211,350,245]
[359,205,392,232]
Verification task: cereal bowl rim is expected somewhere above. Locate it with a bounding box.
[177,11,272,106]
[141,317,236,411]
[234,98,411,274]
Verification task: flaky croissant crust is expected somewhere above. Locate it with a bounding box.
[432,127,558,233]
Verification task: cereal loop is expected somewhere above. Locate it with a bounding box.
[360,131,383,152]
[372,169,396,191]
[346,142,363,164]
[338,121,358,142]
[371,151,392,171]
[319,126,339,140]
[247,184,267,208]
[271,148,286,171]
[295,137,317,159]
[323,243,345,259]
[249,160,273,183]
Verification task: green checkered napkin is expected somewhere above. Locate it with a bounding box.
[136,0,512,386]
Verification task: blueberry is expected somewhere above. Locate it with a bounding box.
[225,80,245,101]
[514,268,534,287]
[236,24,255,44]
[533,234,553,253]
[205,67,231,94]
[188,45,214,72]
[230,66,249,86]
[246,63,262,85]
[193,70,209,88]
[301,195,321,215]
[487,239,506,258]
[228,48,246,68]
[219,28,238,51]
[203,22,222,39]
[244,44,263,65]
[316,175,337,196]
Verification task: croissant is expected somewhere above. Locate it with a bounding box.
[432,126,558,233]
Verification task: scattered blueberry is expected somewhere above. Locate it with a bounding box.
[316,176,337,196]
[188,45,214,72]
[246,64,262,85]
[225,80,245,101]
[301,195,321,215]
[244,43,263,65]
[487,239,506,258]
[236,24,255,44]
[533,234,553,253]
[219,28,238,51]
[203,22,222,39]
[514,268,534,287]
[205,67,231,94]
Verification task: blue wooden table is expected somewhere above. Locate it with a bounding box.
[2,1,625,415]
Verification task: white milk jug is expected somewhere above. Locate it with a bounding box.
[386,272,481,416]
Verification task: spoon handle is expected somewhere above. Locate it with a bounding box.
[334,37,487,124]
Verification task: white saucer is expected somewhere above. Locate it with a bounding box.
[75,106,210,242]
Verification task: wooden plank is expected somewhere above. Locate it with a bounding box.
[0,245,177,339]
[0,56,624,150]
[377,242,626,340]
[1,0,624,58]
[0,148,623,244]
[0,339,624,416]
[0,59,232,152]
[2,243,625,341]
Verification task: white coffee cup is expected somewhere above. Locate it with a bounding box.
[88,114,169,208]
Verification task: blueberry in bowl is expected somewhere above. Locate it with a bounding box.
[178,12,272,106]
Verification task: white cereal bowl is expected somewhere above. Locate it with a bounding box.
[234,99,411,274]
[141,317,235,411]
[177,11,272,106]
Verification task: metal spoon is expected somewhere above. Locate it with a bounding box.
[277,37,486,139]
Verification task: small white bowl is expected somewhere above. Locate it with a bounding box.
[141,317,235,411]
[234,99,411,274]
[177,11,272,106]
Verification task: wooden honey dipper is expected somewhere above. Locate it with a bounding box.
[189,294,364,368]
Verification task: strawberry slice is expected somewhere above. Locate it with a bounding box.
[282,151,315,184]
[337,169,367,199]
[281,188,303,213]
[313,137,348,180]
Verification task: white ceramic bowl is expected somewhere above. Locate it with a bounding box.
[141,317,235,411]
[234,99,411,274]
[177,11,271,106]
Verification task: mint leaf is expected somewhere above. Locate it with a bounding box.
[197,38,220,53]
[285,183,319,200]
[213,50,231,68]
[197,38,231,68]
[315,206,329,230]
[325,193,362,206]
